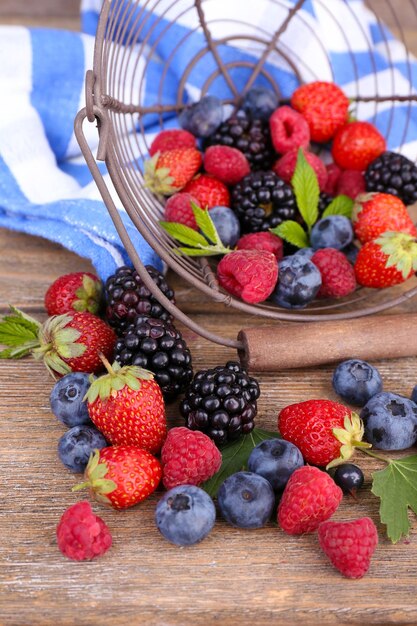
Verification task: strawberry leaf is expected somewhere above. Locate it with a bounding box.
[322,195,354,219]
[270,221,309,249]
[201,428,281,498]
[291,149,320,231]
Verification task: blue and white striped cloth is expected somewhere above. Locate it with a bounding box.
[1,0,417,279]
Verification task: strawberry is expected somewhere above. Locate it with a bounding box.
[332,121,386,171]
[149,129,196,156]
[354,231,417,288]
[73,446,162,510]
[144,147,202,195]
[352,192,417,244]
[0,307,115,377]
[183,174,231,208]
[291,81,350,143]
[85,358,166,454]
[44,272,102,316]
[278,399,369,468]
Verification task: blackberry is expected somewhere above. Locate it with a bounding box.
[365,151,417,205]
[318,192,333,216]
[231,171,297,233]
[180,361,260,445]
[105,265,175,336]
[114,315,192,402]
[204,110,274,171]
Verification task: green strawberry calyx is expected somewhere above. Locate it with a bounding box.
[351,192,376,220]
[327,412,371,469]
[72,449,117,505]
[72,274,102,314]
[143,152,180,195]
[85,353,154,404]
[375,231,417,279]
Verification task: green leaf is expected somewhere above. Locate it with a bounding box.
[0,307,40,349]
[371,454,417,543]
[174,246,219,257]
[159,221,208,247]
[322,195,354,218]
[291,149,320,230]
[270,221,309,249]
[201,428,281,498]
[191,203,221,246]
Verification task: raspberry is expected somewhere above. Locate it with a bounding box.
[164,192,201,229]
[149,129,196,156]
[236,232,284,261]
[311,248,356,298]
[161,427,222,489]
[278,466,343,534]
[183,174,230,209]
[318,517,378,578]
[336,170,366,200]
[203,145,251,185]
[217,249,278,304]
[272,149,328,190]
[56,501,112,561]
[269,106,310,154]
[323,163,343,196]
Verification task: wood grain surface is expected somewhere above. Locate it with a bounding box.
[2,2,417,625]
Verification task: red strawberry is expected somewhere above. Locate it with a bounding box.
[86,359,166,454]
[332,121,386,171]
[336,169,366,200]
[236,232,284,261]
[164,192,201,229]
[311,248,356,298]
[318,517,378,579]
[183,174,231,208]
[272,148,328,190]
[149,129,196,156]
[278,466,343,534]
[203,145,250,185]
[291,81,349,143]
[278,399,368,467]
[323,163,343,196]
[144,147,202,195]
[354,231,417,288]
[217,249,278,304]
[44,272,102,316]
[73,446,162,510]
[352,192,417,244]
[269,105,310,154]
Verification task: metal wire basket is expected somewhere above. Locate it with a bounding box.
[75,0,417,356]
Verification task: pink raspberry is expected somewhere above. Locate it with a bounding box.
[217,249,278,304]
[236,232,284,261]
[164,192,201,229]
[272,148,328,190]
[161,427,222,489]
[149,129,196,156]
[204,145,250,185]
[318,517,378,579]
[323,163,343,196]
[56,501,112,561]
[311,248,356,298]
[336,169,366,200]
[269,105,310,154]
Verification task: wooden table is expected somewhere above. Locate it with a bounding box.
[2,2,417,625]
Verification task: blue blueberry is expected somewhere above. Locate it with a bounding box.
[331,463,364,495]
[332,359,383,406]
[412,385,417,404]
[247,439,304,491]
[294,247,314,260]
[179,96,223,138]
[58,425,108,473]
[242,86,279,121]
[217,471,275,529]
[270,254,322,309]
[50,373,91,427]
[310,215,353,250]
[361,392,417,450]
[208,206,240,248]
[342,242,360,265]
[155,485,216,546]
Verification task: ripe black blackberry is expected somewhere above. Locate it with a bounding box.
[318,192,334,216]
[365,151,417,205]
[231,170,297,233]
[204,110,274,171]
[180,361,260,445]
[114,315,192,402]
[105,265,175,336]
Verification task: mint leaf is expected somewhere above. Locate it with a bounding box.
[371,454,417,543]
[175,247,220,257]
[160,210,231,257]
[322,195,354,219]
[291,149,320,231]
[0,306,40,351]
[201,428,281,498]
[191,202,221,246]
[159,221,208,247]
[270,221,309,249]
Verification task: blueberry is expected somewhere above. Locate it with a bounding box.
[332,359,383,406]
[217,471,275,528]
[361,392,417,450]
[331,463,364,495]
[155,485,216,546]
[342,242,360,265]
[179,96,223,138]
[412,385,417,404]
[242,86,279,121]
[248,439,304,491]
[208,206,240,248]
[270,254,322,309]
[58,425,107,473]
[310,215,353,250]
[50,373,91,427]
[294,247,314,260]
